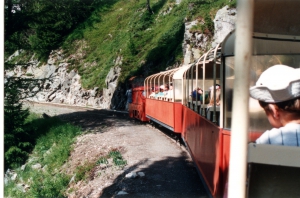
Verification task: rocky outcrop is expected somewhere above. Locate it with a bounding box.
[5,5,236,110]
[183,5,236,64]
[5,50,119,109]
[212,5,236,48]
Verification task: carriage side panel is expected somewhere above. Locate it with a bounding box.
[182,106,223,197]
[145,98,175,129]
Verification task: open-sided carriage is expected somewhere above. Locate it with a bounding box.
[128,0,300,197]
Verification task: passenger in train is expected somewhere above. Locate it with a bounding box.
[169,82,173,90]
[167,82,173,99]
[249,65,300,146]
[191,87,203,101]
[207,84,221,107]
[157,85,165,97]
[149,87,158,98]
[163,84,169,96]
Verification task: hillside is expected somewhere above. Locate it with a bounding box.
[61,0,236,89]
[5,0,236,109]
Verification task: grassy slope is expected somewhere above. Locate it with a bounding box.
[7,0,236,90]
[4,112,128,197]
[63,0,184,90]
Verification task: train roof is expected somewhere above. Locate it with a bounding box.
[222,31,300,57]
[222,0,300,57]
[173,65,190,80]
[254,0,300,36]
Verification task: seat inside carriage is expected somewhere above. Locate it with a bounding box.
[144,50,223,132]
[183,45,222,125]
[247,143,300,198]
[144,67,185,132]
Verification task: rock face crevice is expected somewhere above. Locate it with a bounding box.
[5,6,236,110]
[183,5,236,65]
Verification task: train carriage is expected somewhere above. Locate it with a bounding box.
[128,0,300,197]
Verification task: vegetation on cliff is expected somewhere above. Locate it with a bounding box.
[5,0,236,90]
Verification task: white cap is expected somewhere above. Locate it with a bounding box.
[249,65,300,103]
[209,84,220,90]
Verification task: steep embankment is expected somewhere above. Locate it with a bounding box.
[5,1,236,110]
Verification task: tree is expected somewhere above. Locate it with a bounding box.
[146,0,154,14]
[4,0,99,169]
[4,78,30,169]
[5,0,100,59]
[4,61,49,169]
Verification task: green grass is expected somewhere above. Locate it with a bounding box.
[109,150,127,166]
[73,148,127,184]
[96,149,127,167]
[186,0,236,21]
[5,113,82,198]
[74,161,95,182]
[5,113,128,197]
[61,0,236,90]
[5,50,35,70]
[62,0,188,89]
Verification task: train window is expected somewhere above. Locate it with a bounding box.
[224,55,300,137]
[184,57,221,113]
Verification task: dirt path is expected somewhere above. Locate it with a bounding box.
[26,102,208,198]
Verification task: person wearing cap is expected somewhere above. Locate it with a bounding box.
[191,87,203,101]
[163,84,169,97]
[156,85,165,99]
[149,87,157,99]
[249,65,300,146]
[208,84,221,107]
[166,83,173,100]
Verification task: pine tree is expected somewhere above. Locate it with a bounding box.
[4,77,31,169]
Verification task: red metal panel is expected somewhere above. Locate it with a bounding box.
[249,131,263,142]
[221,129,231,197]
[129,86,149,122]
[173,103,183,133]
[213,130,264,197]
[145,98,174,128]
[129,103,149,121]
[182,106,223,197]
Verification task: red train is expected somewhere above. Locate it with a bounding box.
[128,0,300,197]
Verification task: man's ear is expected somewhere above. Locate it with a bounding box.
[269,104,280,119]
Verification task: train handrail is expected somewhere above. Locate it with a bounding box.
[212,43,222,124]
[247,143,300,167]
